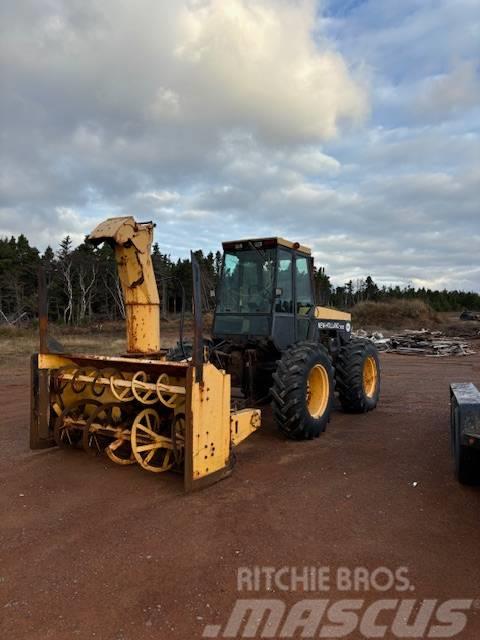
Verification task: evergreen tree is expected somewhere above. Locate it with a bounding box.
[1,233,479,323]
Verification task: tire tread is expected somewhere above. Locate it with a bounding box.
[336,338,380,413]
[271,342,333,440]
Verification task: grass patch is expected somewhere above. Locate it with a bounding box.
[352,299,440,331]
[0,319,194,371]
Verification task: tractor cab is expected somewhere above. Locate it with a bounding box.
[213,237,316,350]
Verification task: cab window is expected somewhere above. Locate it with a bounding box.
[275,249,293,313]
[217,249,275,313]
[295,256,314,315]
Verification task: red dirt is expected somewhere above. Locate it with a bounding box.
[1,352,480,639]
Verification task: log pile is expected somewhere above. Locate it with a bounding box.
[354,329,476,357]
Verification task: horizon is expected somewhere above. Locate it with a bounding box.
[2,228,478,297]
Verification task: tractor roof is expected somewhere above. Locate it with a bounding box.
[222,237,311,255]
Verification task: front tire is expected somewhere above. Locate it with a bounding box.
[271,343,334,440]
[336,339,380,413]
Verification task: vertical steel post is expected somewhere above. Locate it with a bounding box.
[191,252,204,383]
[38,266,49,354]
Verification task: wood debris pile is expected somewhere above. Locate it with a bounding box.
[354,329,476,357]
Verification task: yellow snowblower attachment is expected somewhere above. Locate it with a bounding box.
[30,217,260,491]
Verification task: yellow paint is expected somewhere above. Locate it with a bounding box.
[38,354,75,369]
[306,364,329,418]
[88,217,160,354]
[230,408,261,446]
[187,363,232,483]
[40,352,188,371]
[314,306,351,321]
[276,237,311,254]
[362,355,378,398]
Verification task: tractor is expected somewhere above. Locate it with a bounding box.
[30,218,380,491]
[207,237,380,440]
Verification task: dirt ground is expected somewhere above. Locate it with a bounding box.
[1,347,480,639]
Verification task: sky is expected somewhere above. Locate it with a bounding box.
[0,0,479,291]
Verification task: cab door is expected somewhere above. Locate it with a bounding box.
[272,248,295,348]
[295,254,315,341]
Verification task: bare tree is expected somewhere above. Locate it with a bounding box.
[102,272,125,319]
[57,236,74,324]
[61,259,74,324]
[78,262,97,323]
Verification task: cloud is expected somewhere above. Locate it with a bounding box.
[414,62,480,120]
[0,205,91,249]
[0,0,479,292]
[288,149,341,175]
[137,190,180,206]
[0,0,367,222]
[171,0,368,142]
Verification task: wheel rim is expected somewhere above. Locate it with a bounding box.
[363,355,378,398]
[131,409,175,473]
[306,364,329,418]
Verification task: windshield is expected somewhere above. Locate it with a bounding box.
[217,248,275,313]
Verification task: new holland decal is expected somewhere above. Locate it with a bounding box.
[318,320,351,332]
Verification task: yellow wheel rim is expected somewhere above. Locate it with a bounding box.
[306,364,329,418]
[363,356,378,398]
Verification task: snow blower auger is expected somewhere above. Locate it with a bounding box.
[30,217,261,491]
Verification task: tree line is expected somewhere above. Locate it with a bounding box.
[314,269,480,312]
[0,234,220,325]
[0,234,478,325]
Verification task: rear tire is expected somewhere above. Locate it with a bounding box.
[271,343,334,440]
[336,339,380,413]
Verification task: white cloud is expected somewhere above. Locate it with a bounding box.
[0,0,479,291]
[0,206,91,249]
[415,61,480,120]
[288,149,341,175]
[171,0,368,142]
[138,190,180,205]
